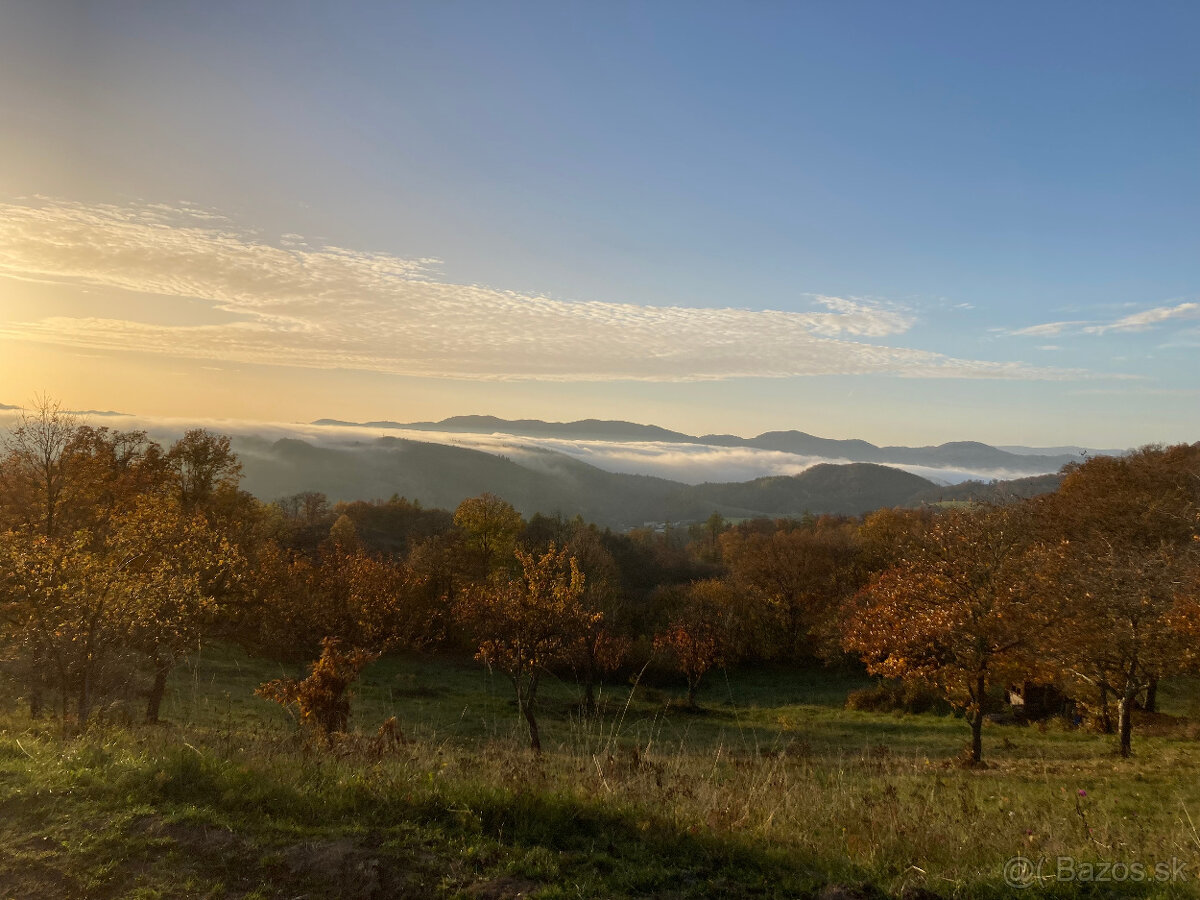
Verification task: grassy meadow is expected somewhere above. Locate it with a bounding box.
[2,646,1199,899]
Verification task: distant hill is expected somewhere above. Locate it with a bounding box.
[232,434,1038,528]
[909,473,1064,505]
[315,416,1082,475]
[686,464,936,517]
[313,415,693,443]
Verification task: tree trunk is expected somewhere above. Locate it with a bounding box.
[77,672,91,727]
[969,673,986,765]
[1143,678,1158,713]
[517,675,541,753]
[145,658,172,724]
[970,712,983,765]
[29,684,43,719]
[1097,683,1113,734]
[520,698,541,753]
[1117,692,1135,758]
[686,677,698,708]
[582,679,596,716]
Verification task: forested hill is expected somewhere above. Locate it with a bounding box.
[233,435,1044,528]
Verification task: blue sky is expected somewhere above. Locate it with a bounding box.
[0,1,1196,445]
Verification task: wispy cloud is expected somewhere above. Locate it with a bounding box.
[1008,302,1200,339]
[0,199,1081,382]
[1081,302,1200,335]
[1008,321,1089,337]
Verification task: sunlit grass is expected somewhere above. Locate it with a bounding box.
[1,645,1198,898]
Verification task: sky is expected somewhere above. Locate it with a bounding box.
[0,1,1197,447]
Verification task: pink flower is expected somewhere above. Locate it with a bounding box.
[1077,789,1087,797]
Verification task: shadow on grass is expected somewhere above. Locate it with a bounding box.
[0,740,882,899]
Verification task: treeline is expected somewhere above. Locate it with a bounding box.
[2,400,1198,763]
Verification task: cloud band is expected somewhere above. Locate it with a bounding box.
[0,199,1079,383]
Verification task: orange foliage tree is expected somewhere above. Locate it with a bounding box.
[721,517,861,662]
[1037,444,1200,757]
[843,505,1044,764]
[556,521,630,714]
[654,578,739,708]
[457,543,592,752]
[0,494,229,725]
[245,528,443,660]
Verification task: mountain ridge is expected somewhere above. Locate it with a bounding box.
[312,415,1085,474]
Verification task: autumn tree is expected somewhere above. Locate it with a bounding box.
[720,517,861,662]
[60,429,201,695]
[0,409,155,715]
[61,426,169,529]
[654,578,740,708]
[244,535,441,659]
[0,407,192,718]
[0,396,79,536]
[0,406,247,724]
[457,543,592,751]
[551,520,630,714]
[337,545,445,653]
[1169,563,1200,677]
[126,501,237,724]
[167,429,242,514]
[1037,444,1200,757]
[331,496,453,557]
[855,506,934,573]
[0,494,227,725]
[843,505,1044,764]
[405,530,476,631]
[239,540,326,653]
[272,491,335,552]
[328,513,360,552]
[454,492,525,575]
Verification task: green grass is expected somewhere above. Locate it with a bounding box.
[1,646,1199,898]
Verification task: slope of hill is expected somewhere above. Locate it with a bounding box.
[234,435,943,527]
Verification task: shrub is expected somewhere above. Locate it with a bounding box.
[256,637,378,743]
[845,679,941,714]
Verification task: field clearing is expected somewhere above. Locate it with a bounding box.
[2,646,1199,898]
